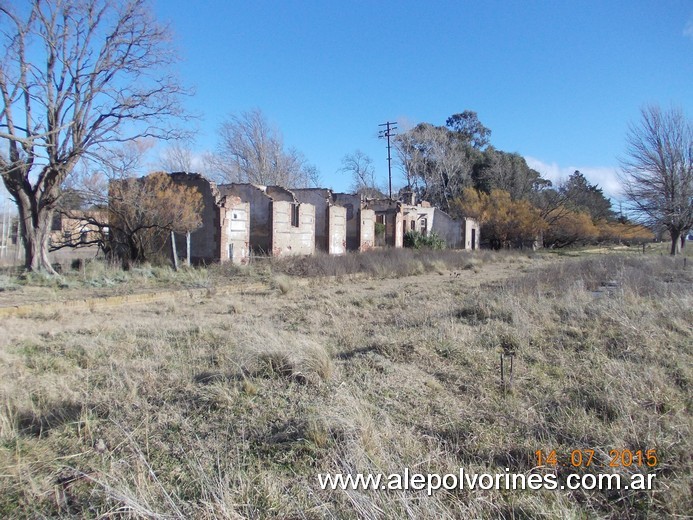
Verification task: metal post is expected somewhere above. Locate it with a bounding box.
[170,231,178,271]
[500,353,504,391]
[186,231,191,267]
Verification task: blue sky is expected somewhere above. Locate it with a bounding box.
[149,0,692,199]
[1,0,691,212]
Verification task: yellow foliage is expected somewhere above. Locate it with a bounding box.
[596,220,653,243]
[108,172,204,262]
[147,172,204,233]
[110,172,203,233]
[545,207,598,246]
[453,187,489,222]
[452,188,545,247]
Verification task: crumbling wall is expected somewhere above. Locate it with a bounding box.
[405,206,434,237]
[327,205,346,255]
[399,203,464,249]
[431,208,462,248]
[333,193,363,251]
[393,212,404,248]
[368,199,403,248]
[265,185,296,202]
[271,200,315,256]
[359,209,375,251]
[293,188,331,252]
[222,184,272,255]
[50,211,105,247]
[461,217,480,250]
[219,196,250,264]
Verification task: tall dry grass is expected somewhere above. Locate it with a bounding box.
[0,253,690,518]
[267,248,498,278]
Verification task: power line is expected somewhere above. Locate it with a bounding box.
[378,121,397,199]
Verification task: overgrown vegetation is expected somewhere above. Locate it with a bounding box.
[397,116,658,250]
[403,230,446,250]
[268,248,492,278]
[105,171,204,267]
[1,248,492,298]
[0,253,690,518]
[453,182,653,250]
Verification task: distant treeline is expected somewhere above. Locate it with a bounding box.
[395,111,652,248]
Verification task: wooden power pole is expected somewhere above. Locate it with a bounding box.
[378,121,398,199]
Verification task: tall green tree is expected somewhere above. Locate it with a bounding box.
[445,110,492,150]
[559,171,614,221]
[473,147,549,200]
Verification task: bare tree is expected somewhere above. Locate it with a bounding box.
[67,140,203,266]
[212,108,319,188]
[340,150,382,197]
[160,141,196,173]
[71,138,156,207]
[0,0,188,273]
[619,105,693,255]
[395,123,473,211]
[108,171,203,266]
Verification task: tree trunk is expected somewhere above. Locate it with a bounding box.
[16,193,57,273]
[124,234,145,270]
[681,233,687,252]
[670,229,681,255]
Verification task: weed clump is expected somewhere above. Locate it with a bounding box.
[403,230,446,250]
[232,327,334,386]
[271,274,292,295]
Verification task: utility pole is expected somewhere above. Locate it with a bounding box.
[378,121,397,199]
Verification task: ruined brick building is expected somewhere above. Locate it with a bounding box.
[367,191,479,250]
[110,172,479,265]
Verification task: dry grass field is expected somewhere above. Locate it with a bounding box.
[0,247,691,519]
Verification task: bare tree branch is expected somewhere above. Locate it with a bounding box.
[619,105,693,255]
[160,141,195,173]
[211,108,319,188]
[340,150,382,198]
[0,0,190,272]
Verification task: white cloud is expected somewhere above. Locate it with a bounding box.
[524,156,623,200]
[685,17,693,40]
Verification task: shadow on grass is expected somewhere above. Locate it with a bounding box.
[16,401,84,437]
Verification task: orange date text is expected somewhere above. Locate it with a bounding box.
[535,449,657,468]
